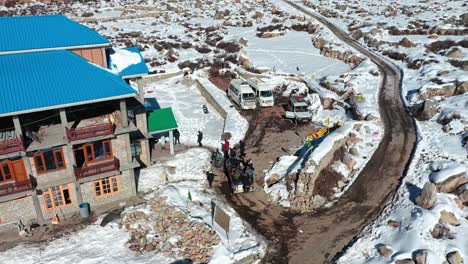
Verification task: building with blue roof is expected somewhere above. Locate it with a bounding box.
[0,14,110,55]
[0,14,153,228]
[0,50,137,117]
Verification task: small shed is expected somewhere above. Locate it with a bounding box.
[147,107,178,155]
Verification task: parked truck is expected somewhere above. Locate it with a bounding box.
[246,77,274,107]
[285,96,312,123]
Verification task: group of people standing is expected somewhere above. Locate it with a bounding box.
[211,139,254,193]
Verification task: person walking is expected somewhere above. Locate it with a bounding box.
[223,139,230,159]
[239,140,245,156]
[174,129,180,145]
[206,171,216,188]
[197,131,203,147]
[214,149,222,168]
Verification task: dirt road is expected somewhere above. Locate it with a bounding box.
[222,1,417,263]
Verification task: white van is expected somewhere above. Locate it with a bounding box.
[228,79,257,110]
[246,78,274,107]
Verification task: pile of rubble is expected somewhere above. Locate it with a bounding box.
[120,196,220,263]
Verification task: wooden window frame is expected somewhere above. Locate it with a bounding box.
[94,176,120,198]
[33,148,66,174]
[0,160,15,183]
[43,185,73,210]
[80,140,113,165]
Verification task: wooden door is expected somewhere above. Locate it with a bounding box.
[11,159,27,182]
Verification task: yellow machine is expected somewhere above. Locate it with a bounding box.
[307,122,343,140]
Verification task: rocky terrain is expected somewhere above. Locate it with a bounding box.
[291,0,468,262]
[121,196,219,263]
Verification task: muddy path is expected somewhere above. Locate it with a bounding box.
[217,0,418,263]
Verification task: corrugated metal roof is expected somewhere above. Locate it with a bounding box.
[0,15,109,54]
[148,108,178,134]
[0,50,137,116]
[108,47,149,78]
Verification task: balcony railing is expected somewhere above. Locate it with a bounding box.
[0,137,24,156]
[74,157,120,180]
[66,122,114,142]
[0,181,32,198]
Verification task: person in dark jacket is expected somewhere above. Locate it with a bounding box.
[174,129,180,145]
[197,131,203,147]
[206,171,216,188]
[239,140,245,156]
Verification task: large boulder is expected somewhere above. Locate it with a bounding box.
[414,251,427,264]
[376,244,393,258]
[447,251,464,264]
[396,259,415,264]
[417,99,438,121]
[457,184,468,204]
[415,182,437,209]
[439,210,460,226]
[434,172,468,193]
[446,47,465,59]
[461,13,468,27]
[266,173,280,187]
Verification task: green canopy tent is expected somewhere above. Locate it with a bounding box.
[147,107,178,155]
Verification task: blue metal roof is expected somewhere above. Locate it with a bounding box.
[0,15,109,54]
[108,47,149,78]
[0,50,137,116]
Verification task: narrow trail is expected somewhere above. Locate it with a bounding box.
[222,1,418,263]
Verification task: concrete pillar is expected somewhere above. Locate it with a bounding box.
[12,115,22,138]
[169,130,174,156]
[31,191,44,224]
[136,78,145,103]
[140,139,151,167]
[120,99,128,128]
[59,108,68,140]
[73,182,83,205]
[23,156,33,177]
[124,134,132,164]
[128,169,137,195]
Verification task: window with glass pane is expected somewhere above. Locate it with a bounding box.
[44,185,72,209]
[0,161,12,182]
[34,148,65,173]
[54,150,64,167]
[94,176,119,197]
[95,181,101,196]
[34,155,45,172]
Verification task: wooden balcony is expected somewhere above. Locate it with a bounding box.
[0,181,32,198]
[74,157,119,180]
[66,121,114,142]
[0,137,24,156]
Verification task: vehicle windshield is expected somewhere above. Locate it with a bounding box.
[242,93,255,100]
[295,106,308,112]
[260,90,273,97]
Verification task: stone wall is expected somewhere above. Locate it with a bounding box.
[112,135,130,164]
[80,171,133,210]
[0,195,36,226]
[139,71,184,87]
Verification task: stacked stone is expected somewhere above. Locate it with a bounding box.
[120,196,220,263]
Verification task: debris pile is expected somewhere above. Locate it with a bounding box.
[121,196,220,263]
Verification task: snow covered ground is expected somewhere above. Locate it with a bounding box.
[225,27,350,78]
[0,148,265,264]
[195,75,249,145]
[144,76,225,149]
[290,0,468,262]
